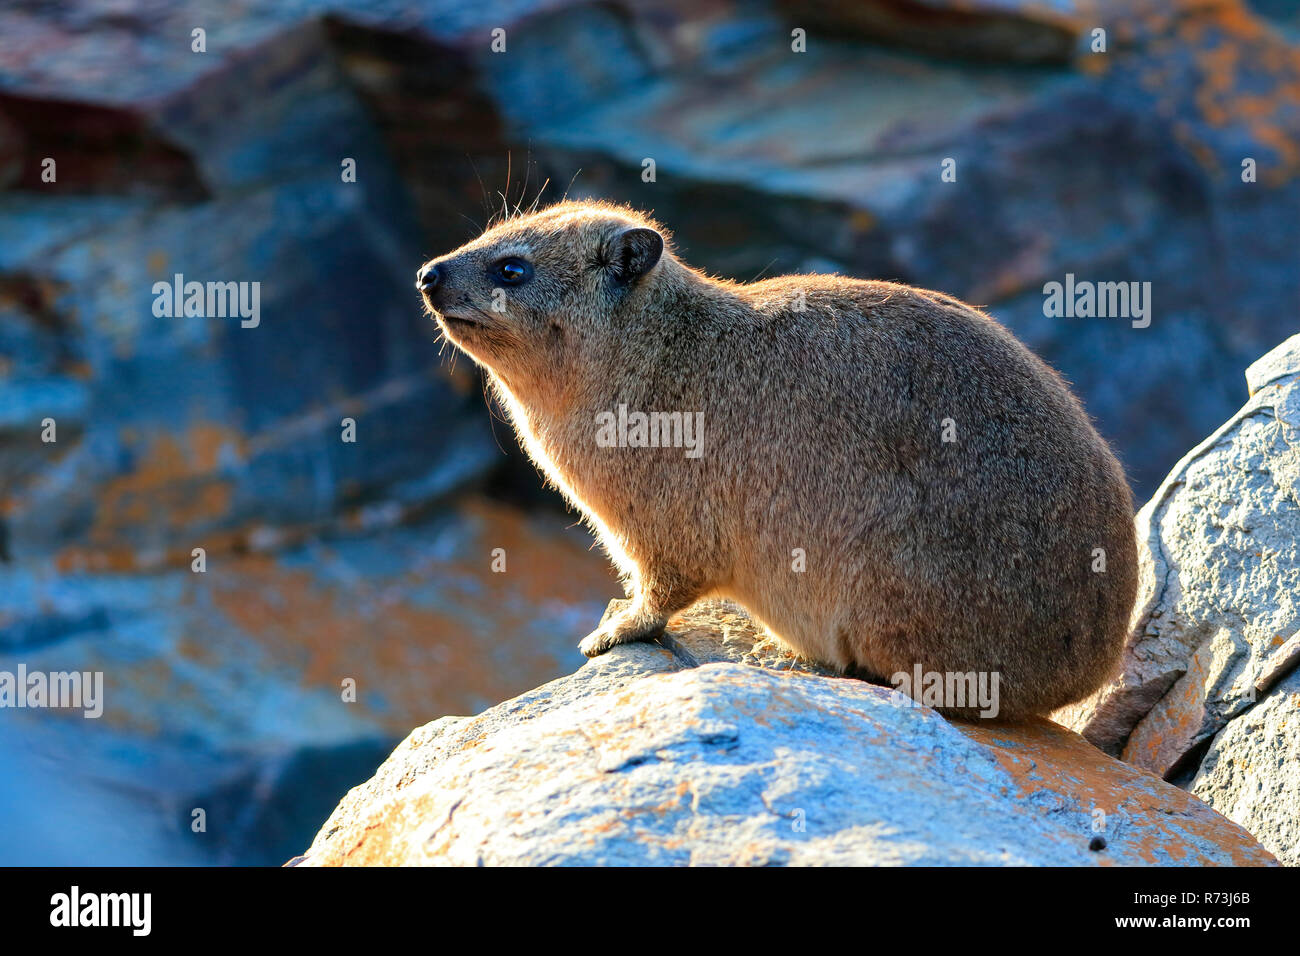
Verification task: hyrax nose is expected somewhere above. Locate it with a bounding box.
[417,263,444,295]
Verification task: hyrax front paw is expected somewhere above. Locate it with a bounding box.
[578,624,627,657]
[578,612,665,658]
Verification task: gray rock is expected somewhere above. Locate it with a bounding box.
[1191,666,1300,866]
[299,602,1275,866]
[1063,333,1300,779]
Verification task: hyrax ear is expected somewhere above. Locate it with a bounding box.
[608,227,663,283]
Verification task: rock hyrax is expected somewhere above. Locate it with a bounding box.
[417,201,1137,719]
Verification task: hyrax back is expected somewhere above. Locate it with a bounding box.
[418,201,1138,720]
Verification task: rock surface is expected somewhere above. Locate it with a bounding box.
[1063,334,1300,762]
[1060,333,1300,865]
[0,496,613,865]
[298,602,1276,866]
[4,0,1300,501]
[1191,666,1300,866]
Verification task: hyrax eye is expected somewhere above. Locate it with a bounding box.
[494,258,533,285]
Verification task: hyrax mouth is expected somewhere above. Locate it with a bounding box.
[436,310,485,328]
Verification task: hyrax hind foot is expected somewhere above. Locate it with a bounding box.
[579,598,668,657]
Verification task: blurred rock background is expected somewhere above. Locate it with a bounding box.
[0,0,1297,864]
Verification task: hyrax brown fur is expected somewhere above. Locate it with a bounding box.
[417,200,1137,719]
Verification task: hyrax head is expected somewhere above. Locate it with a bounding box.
[416,201,666,386]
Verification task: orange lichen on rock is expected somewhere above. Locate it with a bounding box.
[201,497,615,733]
[87,422,243,544]
[1071,0,1300,182]
[958,716,1274,866]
